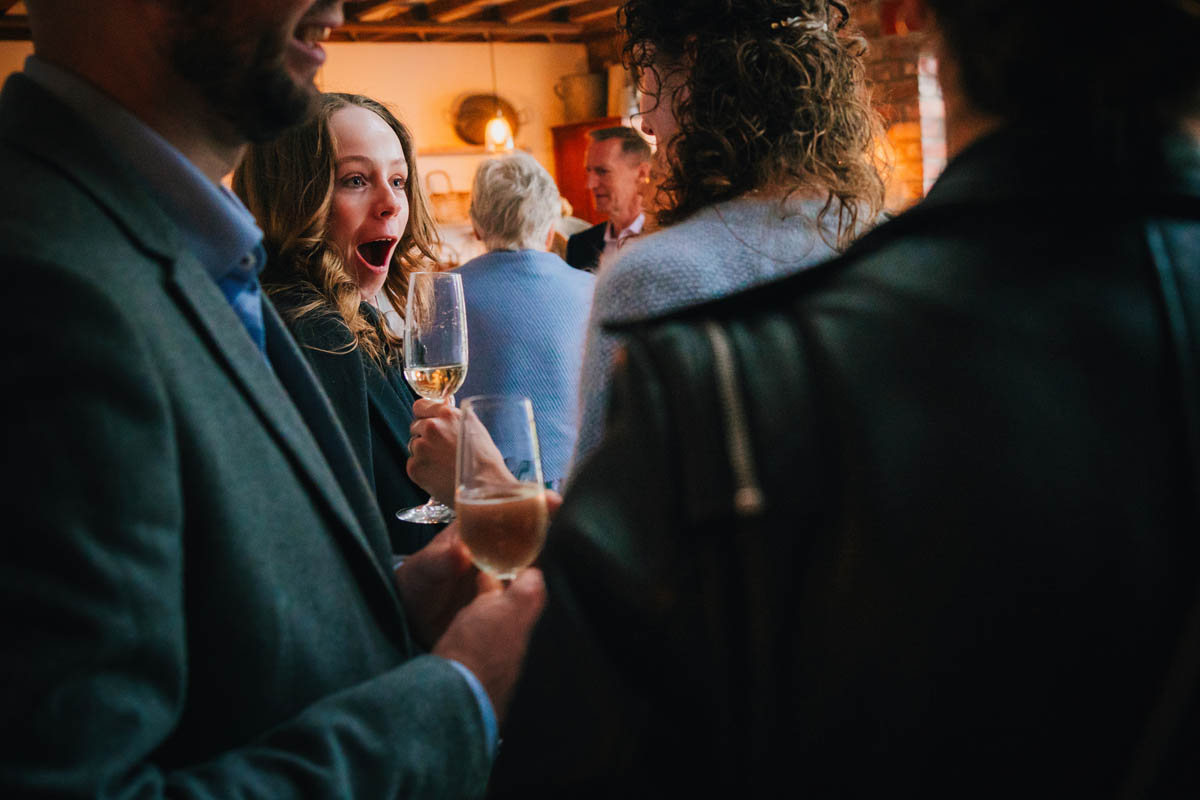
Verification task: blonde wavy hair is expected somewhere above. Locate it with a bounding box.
[233,92,441,365]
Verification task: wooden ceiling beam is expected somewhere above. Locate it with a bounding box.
[351,1,424,22]
[570,4,620,26]
[580,13,621,32]
[503,0,590,24]
[340,19,582,37]
[425,0,518,24]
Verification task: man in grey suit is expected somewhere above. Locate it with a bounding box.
[0,1,544,797]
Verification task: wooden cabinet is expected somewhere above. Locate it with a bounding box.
[551,116,622,225]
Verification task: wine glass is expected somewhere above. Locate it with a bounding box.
[396,271,468,524]
[455,395,548,581]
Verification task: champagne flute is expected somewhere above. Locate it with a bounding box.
[455,395,548,581]
[396,271,468,524]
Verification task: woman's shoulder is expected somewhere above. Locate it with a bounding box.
[596,205,757,290]
[269,287,355,351]
[594,196,838,324]
[461,249,595,295]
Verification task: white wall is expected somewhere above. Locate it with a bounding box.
[317,42,587,192]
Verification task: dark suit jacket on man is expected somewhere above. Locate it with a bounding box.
[565,221,606,272]
[490,128,1200,796]
[0,74,490,797]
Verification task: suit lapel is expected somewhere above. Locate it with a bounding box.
[263,302,399,577]
[589,223,607,263]
[170,260,400,601]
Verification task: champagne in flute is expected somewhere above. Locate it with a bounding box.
[455,395,549,581]
[396,271,468,525]
[457,483,548,580]
[403,364,466,401]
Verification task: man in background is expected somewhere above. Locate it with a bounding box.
[0,1,543,796]
[565,125,651,272]
[490,0,1200,795]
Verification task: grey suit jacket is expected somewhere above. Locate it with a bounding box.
[0,73,490,798]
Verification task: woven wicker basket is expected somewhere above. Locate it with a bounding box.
[425,170,471,225]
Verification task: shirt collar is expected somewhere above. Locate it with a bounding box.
[22,55,265,283]
[605,212,645,246]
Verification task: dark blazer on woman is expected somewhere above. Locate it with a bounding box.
[272,291,436,555]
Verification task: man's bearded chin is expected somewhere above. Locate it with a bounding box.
[169,23,316,143]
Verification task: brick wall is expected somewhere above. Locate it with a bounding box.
[852,0,946,211]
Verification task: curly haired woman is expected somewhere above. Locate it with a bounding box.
[569,0,885,474]
[233,92,442,555]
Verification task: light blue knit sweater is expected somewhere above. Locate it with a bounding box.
[569,194,842,478]
[454,248,595,486]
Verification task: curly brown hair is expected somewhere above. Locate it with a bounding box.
[233,93,441,366]
[621,0,885,249]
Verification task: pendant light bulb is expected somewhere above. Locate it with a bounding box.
[484,37,513,152]
[485,109,514,152]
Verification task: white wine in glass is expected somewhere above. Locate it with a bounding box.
[396,271,468,525]
[455,395,548,581]
[403,364,467,402]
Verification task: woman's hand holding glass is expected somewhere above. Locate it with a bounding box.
[406,398,460,506]
[397,271,467,524]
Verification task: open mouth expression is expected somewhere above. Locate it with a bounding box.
[355,237,399,273]
[328,103,410,301]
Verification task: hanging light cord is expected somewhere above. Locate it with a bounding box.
[488,35,499,114]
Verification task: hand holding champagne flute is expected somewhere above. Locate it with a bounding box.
[455,395,549,582]
[397,271,467,524]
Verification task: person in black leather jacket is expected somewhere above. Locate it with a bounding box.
[485,0,1200,796]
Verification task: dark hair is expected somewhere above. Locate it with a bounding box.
[621,0,884,248]
[588,126,653,163]
[233,93,440,365]
[926,0,1200,155]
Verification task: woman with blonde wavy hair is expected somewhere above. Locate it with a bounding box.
[569,0,885,473]
[233,92,443,555]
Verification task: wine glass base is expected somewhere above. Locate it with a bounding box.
[396,502,456,524]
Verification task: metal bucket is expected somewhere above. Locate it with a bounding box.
[554,72,607,123]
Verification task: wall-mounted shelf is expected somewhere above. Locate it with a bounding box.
[417,145,534,157]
